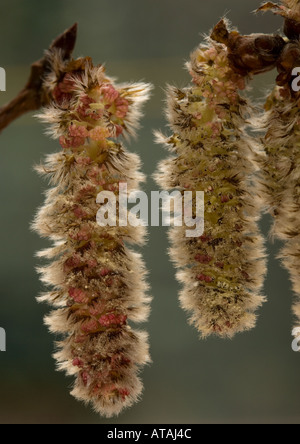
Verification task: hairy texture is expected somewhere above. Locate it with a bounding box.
[258,0,300,20]
[258,1,300,40]
[33,50,152,417]
[257,1,300,338]
[155,38,266,338]
[258,43,300,333]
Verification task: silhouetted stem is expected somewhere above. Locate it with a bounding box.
[0,23,77,133]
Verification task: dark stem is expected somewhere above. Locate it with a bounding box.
[211,20,285,77]
[0,23,78,134]
[0,89,39,131]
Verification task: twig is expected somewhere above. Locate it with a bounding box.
[211,19,285,76]
[0,23,78,134]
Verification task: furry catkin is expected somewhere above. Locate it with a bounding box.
[155,40,266,338]
[33,50,152,417]
[259,76,300,331]
[257,1,300,334]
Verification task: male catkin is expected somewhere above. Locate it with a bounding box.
[33,49,152,417]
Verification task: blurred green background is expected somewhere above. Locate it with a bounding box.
[0,0,299,425]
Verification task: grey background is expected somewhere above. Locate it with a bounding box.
[0,0,299,424]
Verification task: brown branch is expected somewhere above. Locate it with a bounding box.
[211,19,285,77]
[211,18,300,95]
[0,23,78,134]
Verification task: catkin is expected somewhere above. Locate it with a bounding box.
[155,39,266,338]
[33,49,152,417]
[257,1,300,333]
[259,75,300,329]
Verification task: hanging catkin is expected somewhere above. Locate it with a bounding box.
[259,44,300,330]
[257,1,300,334]
[155,28,267,338]
[33,49,152,417]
